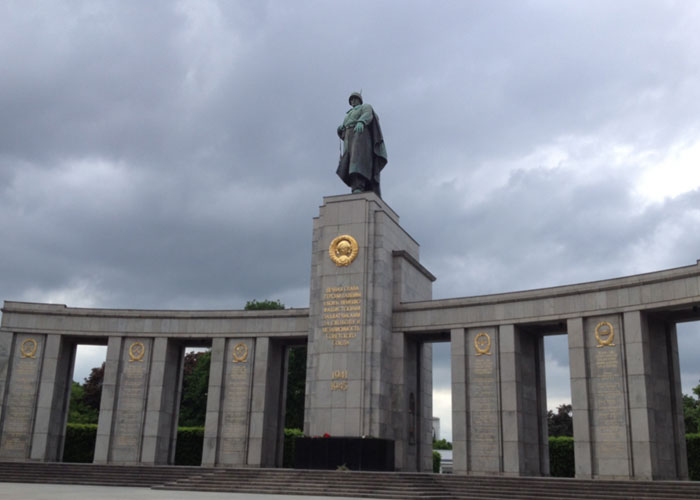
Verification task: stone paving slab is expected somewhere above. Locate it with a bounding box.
[0,482,379,500]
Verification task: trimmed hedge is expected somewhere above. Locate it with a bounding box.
[549,436,574,477]
[283,428,304,468]
[688,433,700,480]
[61,424,205,465]
[57,424,700,480]
[548,435,700,480]
[432,451,441,473]
[62,423,97,463]
[174,427,204,465]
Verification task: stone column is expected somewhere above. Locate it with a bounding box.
[567,317,592,477]
[248,337,287,467]
[203,337,260,467]
[30,335,75,461]
[0,334,47,460]
[568,315,633,479]
[499,325,548,476]
[141,338,181,465]
[0,333,12,429]
[202,337,226,466]
[418,341,433,472]
[466,326,502,473]
[94,336,122,463]
[452,324,548,476]
[451,326,503,474]
[623,311,688,479]
[395,336,419,471]
[450,327,468,474]
[94,336,154,464]
[667,323,689,479]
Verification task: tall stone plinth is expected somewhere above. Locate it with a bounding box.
[304,193,434,471]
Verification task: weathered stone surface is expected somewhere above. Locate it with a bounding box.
[305,193,433,472]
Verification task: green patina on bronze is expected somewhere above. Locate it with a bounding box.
[336,92,388,197]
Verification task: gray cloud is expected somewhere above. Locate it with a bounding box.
[3,1,700,440]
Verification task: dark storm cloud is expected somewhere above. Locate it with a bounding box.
[2,1,700,425]
[411,169,700,300]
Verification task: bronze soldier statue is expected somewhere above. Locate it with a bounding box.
[336,92,388,197]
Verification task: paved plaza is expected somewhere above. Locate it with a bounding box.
[0,483,376,500]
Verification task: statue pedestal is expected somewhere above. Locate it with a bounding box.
[294,437,394,471]
[303,193,435,471]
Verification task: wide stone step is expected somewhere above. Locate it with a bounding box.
[436,476,700,500]
[155,469,448,499]
[2,462,700,499]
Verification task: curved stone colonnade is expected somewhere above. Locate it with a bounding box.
[0,304,308,467]
[0,193,698,480]
[395,260,700,479]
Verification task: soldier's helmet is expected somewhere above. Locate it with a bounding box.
[348,92,363,105]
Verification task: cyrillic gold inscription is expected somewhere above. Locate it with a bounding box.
[322,286,361,346]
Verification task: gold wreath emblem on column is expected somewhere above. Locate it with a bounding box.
[474,332,492,356]
[20,338,38,359]
[595,321,615,348]
[329,235,359,267]
[232,343,248,363]
[128,342,146,362]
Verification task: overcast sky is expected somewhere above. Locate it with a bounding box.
[2,1,700,442]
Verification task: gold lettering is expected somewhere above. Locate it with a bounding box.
[322,287,363,347]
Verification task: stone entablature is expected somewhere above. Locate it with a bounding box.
[395,261,700,331]
[0,303,310,339]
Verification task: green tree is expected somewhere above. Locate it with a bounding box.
[683,381,700,434]
[66,363,104,424]
[67,381,98,424]
[433,438,452,450]
[178,350,211,427]
[245,299,285,310]
[82,363,104,411]
[547,404,573,437]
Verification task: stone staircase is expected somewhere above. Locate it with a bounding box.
[1,461,700,499]
[0,461,203,488]
[155,468,449,498]
[433,474,700,499]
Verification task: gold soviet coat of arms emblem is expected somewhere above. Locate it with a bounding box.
[329,235,359,267]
